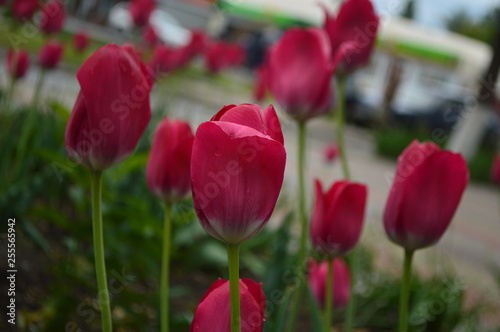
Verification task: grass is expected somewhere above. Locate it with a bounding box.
[0,16,105,67]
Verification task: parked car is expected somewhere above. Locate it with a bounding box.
[108,2,191,47]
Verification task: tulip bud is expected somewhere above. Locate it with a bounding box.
[142,25,159,49]
[191,278,266,332]
[267,28,334,121]
[73,30,90,52]
[185,30,207,59]
[130,0,155,28]
[39,0,65,35]
[191,104,286,244]
[146,118,194,202]
[253,65,268,103]
[65,44,152,171]
[323,0,379,75]
[12,0,38,21]
[204,41,230,74]
[323,143,338,163]
[491,154,500,184]
[383,140,469,251]
[149,44,172,78]
[309,259,350,308]
[6,49,30,80]
[37,40,64,69]
[310,179,367,258]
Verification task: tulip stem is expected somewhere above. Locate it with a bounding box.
[399,249,414,332]
[90,170,113,332]
[32,68,46,108]
[337,75,357,332]
[345,248,358,331]
[5,76,16,112]
[335,76,351,181]
[324,259,334,332]
[161,202,172,332]
[227,243,241,332]
[285,120,308,332]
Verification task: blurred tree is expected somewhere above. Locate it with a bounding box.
[445,8,498,44]
[401,0,415,20]
[478,8,500,104]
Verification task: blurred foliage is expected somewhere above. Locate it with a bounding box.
[0,16,105,68]
[445,7,500,44]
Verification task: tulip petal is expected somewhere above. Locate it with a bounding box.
[190,279,265,332]
[191,121,286,244]
[75,44,151,169]
[399,151,468,249]
[146,118,194,201]
[268,28,333,120]
[308,259,351,308]
[325,0,379,73]
[310,179,327,251]
[384,141,469,250]
[325,182,367,255]
[212,104,284,144]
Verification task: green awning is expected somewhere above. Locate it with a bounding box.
[217,0,311,27]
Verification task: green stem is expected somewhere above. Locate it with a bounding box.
[335,76,351,181]
[32,68,46,108]
[90,171,113,332]
[285,120,308,332]
[324,259,334,332]
[227,244,241,332]
[399,249,414,332]
[5,76,16,112]
[336,75,357,332]
[344,248,358,331]
[161,202,172,332]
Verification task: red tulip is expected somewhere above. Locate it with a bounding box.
[491,154,500,184]
[383,140,469,251]
[169,47,191,71]
[225,44,246,67]
[267,28,333,121]
[39,0,65,35]
[185,30,207,59]
[130,0,155,28]
[254,64,268,103]
[65,44,152,170]
[323,0,379,75]
[204,41,229,74]
[309,259,350,308]
[73,30,90,52]
[323,143,338,163]
[12,0,38,21]
[191,104,286,244]
[146,118,194,202]
[142,25,159,48]
[310,179,367,258]
[6,49,30,79]
[149,44,171,78]
[191,278,266,332]
[37,40,64,69]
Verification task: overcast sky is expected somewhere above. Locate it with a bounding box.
[372,0,500,28]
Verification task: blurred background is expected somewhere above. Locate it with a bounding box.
[1,0,500,331]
